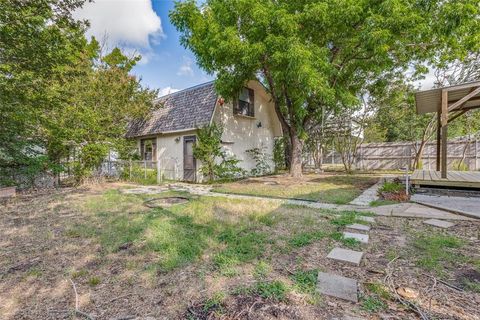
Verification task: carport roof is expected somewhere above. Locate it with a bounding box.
[415,81,480,114]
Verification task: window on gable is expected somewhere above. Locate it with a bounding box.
[234,87,254,117]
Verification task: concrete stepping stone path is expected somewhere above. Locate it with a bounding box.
[327,247,364,266]
[343,232,369,244]
[423,218,455,229]
[346,223,371,232]
[317,272,358,302]
[357,216,375,223]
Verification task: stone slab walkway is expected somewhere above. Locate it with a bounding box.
[317,272,358,302]
[358,202,472,220]
[412,194,480,220]
[346,223,371,232]
[343,232,369,244]
[327,247,364,265]
[161,183,473,221]
[423,218,455,229]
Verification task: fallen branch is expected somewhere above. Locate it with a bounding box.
[422,273,464,292]
[69,279,95,320]
[384,256,429,320]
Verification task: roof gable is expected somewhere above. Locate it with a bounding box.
[126,81,217,137]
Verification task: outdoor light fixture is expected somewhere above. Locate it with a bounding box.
[257,121,262,128]
[175,137,181,143]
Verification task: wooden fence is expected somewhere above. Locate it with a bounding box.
[356,139,480,171]
[303,138,480,171]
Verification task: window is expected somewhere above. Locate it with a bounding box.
[234,87,254,117]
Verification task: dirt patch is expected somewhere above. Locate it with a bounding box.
[144,196,190,208]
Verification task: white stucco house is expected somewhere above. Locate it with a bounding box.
[126,80,283,182]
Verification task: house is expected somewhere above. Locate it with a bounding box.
[126,80,283,182]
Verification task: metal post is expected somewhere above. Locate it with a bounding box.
[129,160,132,180]
[157,159,162,184]
[144,160,147,180]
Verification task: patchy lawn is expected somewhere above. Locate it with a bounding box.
[212,173,378,204]
[0,183,479,319]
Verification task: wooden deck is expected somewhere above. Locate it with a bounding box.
[411,170,480,189]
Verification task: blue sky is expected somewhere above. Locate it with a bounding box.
[134,1,213,93]
[75,0,213,96]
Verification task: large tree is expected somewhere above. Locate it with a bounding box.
[170,0,480,177]
[0,0,87,182]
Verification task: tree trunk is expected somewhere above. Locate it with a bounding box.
[290,133,303,177]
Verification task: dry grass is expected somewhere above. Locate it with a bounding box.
[212,172,378,204]
[0,183,479,319]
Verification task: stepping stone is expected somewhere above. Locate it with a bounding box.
[423,219,455,229]
[346,223,371,232]
[327,247,364,266]
[343,232,369,244]
[357,216,375,223]
[316,272,358,302]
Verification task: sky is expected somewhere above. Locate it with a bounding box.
[74,0,435,97]
[74,0,213,96]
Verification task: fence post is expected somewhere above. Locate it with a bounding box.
[157,159,162,184]
[144,160,147,180]
[129,160,132,180]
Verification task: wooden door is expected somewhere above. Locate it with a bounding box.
[183,136,196,182]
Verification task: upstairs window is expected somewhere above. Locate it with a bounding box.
[234,87,254,117]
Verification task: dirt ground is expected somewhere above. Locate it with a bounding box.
[1,183,479,320]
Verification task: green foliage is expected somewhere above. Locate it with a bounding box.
[451,160,469,171]
[0,0,157,187]
[379,181,404,193]
[214,227,268,275]
[413,234,464,274]
[194,123,244,182]
[361,295,387,313]
[88,276,101,287]
[273,137,287,172]
[255,280,288,301]
[290,269,318,295]
[170,0,480,176]
[245,146,272,176]
[288,231,326,247]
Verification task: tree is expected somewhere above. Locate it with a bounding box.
[0,0,87,184]
[45,38,158,183]
[0,0,158,186]
[170,0,480,177]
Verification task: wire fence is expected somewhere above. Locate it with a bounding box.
[97,158,181,184]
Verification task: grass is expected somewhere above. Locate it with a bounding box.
[72,189,327,274]
[361,295,387,313]
[255,280,288,300]
[369,199,399,207]
[412,233,465,275]
[378,181,404,193]
[212,174,377,204]
[290,269,318,295]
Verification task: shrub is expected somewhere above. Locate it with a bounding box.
[246,145,272,176]
[193,123,244,182]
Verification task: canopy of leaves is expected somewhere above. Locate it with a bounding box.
[0,0,157,186]
[170,0,480,175]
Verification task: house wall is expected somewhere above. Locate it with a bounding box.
[154,129,203,181]
[135,80,282,182]
[212,80,283,174]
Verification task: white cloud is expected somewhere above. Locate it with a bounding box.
[177,56,194,77]
[74,0,163,62]
[159,87,180,96]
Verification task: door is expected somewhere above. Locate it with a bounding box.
[183,136,196,182]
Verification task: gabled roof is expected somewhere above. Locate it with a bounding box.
[126,81,217,138]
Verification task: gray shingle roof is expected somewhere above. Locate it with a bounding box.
[126,81,217,138]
